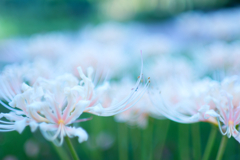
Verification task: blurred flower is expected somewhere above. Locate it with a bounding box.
[176,8,240,40]
[96,131,115,150]
[194,41,240,78]
[3,155,18,160]
[199,76,240,142]
[24,139,40,157]
[151,78,218,124]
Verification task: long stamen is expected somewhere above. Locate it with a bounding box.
[73,117,92,123]
[0,100,19,112]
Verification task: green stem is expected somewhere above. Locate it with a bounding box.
[148,119,154,160]
[51,142,70,160]
[202,126,217,160]
[141,119,154,160]
[179,124,190,160]
[191,123,201,160]
[216,136,228,160]
[90,116,102,160]
[158,120,170,159]
[118,123,128,160]
[141,129,146,160]
[131,127,140,160]
[65,136,80,160]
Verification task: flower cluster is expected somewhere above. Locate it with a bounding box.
[152,74,240,143]
[1,7,240,147]
[0,59,149,146]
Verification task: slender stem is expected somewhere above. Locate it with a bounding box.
[51,142,70,160]
[179,124,190,160]
[148,119,154,160]
[191,123,201,160]
[216,136,228,160]
[131,127,140,160]
[202,126,217,160]
[141,119,154,160]
[158,120,170,159]
[65,136,80,160]
[141,128,147,160]
[90,116,102,160]
[118,123,128,160]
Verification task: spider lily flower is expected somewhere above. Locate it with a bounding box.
[39,94,90,146]
[79,55,150,117]
[0,65,25,104]
[0,73,96,146]
[199,76,240,142]
[0,55,149,145]
[151,78,218,124]
[0,82,42,133]
[201,93,240,141]
[0,59,57,104]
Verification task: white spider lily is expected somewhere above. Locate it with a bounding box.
[0,112,38,133]
[0,56,149,145]
[151,78,218,124]
[76,55,150,117]
[0,73,95,146]
[0,82,42,133]
[199,76,240,142]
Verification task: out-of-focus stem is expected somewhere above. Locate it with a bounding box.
[118,123,128,160]
[130,127,140,160]
[65,136,80,160]
[158,120,170,159]
[51,142,70,160]
[179,124,190,160]
[202,126,217,160]
[147,119,154,160]
[141,118,154,160]
[191,123,201,160]
[216,136,228,160]
[90,116,102,160]
[141,127,147,160]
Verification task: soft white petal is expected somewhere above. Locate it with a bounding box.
[86,103,104,115]
[21,83,31,92]
[14,119,27,134]
[205,110,220,117]
[29,121,38,132]
[67,127,88,143]
[188,113,201,122]
[9,94,25,108]
[198,105,210,113]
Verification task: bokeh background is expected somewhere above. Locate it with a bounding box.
[1,0,240,160]
[0,0,239,38]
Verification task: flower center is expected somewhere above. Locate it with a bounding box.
[58,119,64,124]
[228,120,234,126]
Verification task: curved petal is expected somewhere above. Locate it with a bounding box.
[66,126,88,143]
[14,118,28,134]
[65,100,90,124]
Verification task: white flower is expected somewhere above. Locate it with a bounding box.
[0,57,149,145]
[200,76,240,142]
[151,78,218,124]
[114,78,157,128]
